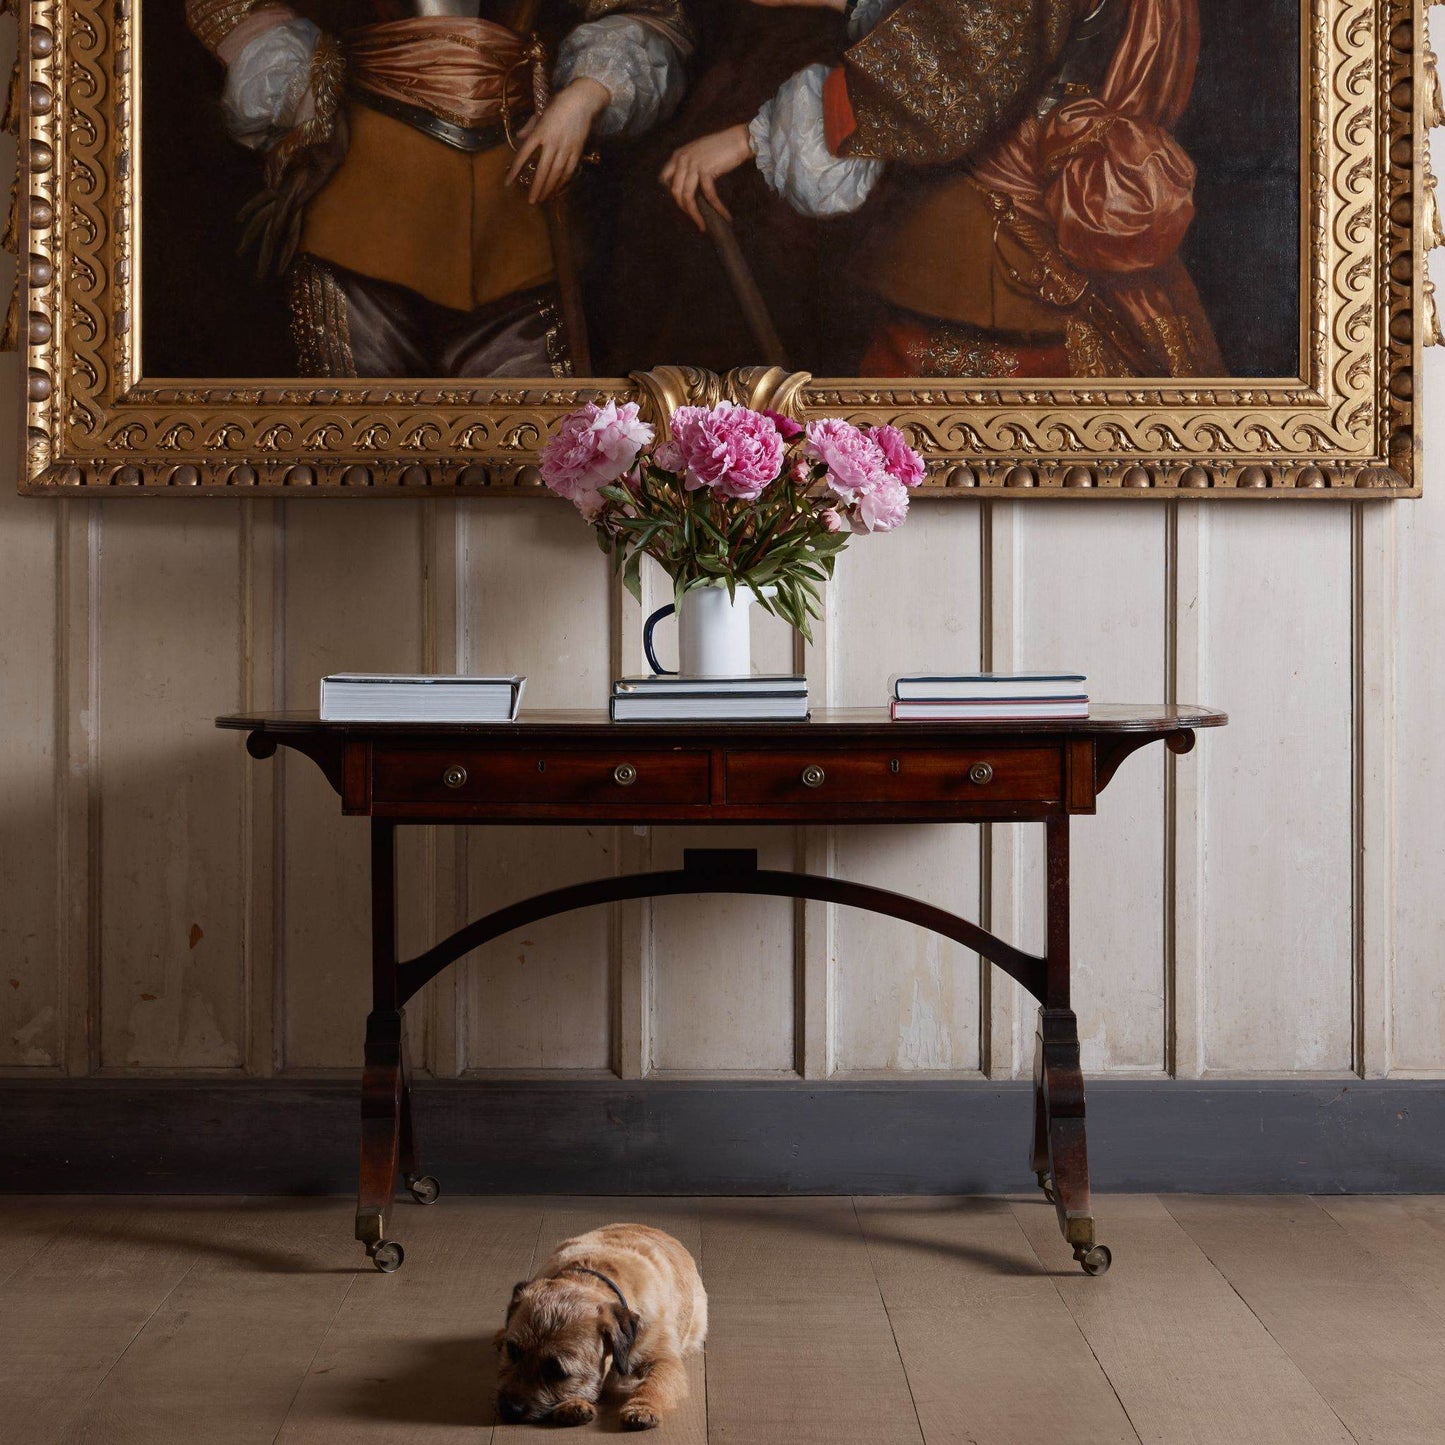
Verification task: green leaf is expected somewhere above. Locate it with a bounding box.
[621,549,643,604]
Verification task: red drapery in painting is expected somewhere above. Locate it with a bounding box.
[972,0,1223,375]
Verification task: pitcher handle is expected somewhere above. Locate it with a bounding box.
[643,603,677,675]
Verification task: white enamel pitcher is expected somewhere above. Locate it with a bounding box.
[643,582,773,678]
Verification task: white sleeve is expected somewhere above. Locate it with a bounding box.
[748,64,883,219]
[554,17,687,139]
[220,17,319,150]
[847,0,904,41]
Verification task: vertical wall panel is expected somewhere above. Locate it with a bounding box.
[1199,507,1355,1073]
[984,503,1028,1079]
[1016,504,1170,1074]
[1170,504,1208,1079]
[460,502,614,1072]
[1394,347,1445,1073]
[280,503,427,1070]
[648,604,799,1074]
[95,503,248,1069]
[0,359,60,1069]
[830,510,984,1075]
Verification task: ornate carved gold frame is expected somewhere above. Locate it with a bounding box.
[12,0,1434,497]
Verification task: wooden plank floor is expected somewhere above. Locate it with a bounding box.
[2,1195,1440,1444]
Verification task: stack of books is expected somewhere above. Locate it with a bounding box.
[890,672,1089,721]
[320,673,525,722]
[611,674,809,722]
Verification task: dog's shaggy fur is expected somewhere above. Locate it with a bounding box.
[494,1223,707,1430]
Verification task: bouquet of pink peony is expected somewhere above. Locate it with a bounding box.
[538,398,924,639]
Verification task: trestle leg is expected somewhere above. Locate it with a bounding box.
[356,1008,407,1272]
[1032,1008,1111,1276]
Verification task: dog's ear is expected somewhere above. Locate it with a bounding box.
[505,1280,528,1322]
[602,1303,642,1376]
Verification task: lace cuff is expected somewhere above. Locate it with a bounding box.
[221,17,319,150]
[749,64,883,219]
[554,17,687,139]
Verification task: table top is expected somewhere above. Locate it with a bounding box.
[217,704,1227,739]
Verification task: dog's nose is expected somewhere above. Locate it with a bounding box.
[497,1395,527,1423]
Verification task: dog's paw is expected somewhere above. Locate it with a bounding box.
[552,1399,597,1427]
[620,1402,661,1431]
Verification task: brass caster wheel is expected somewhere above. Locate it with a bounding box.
[1036,1171,1057,1205]
[369,1239,404,1273]
[1075,1244,1112,1277]
[406,1174,441,1206]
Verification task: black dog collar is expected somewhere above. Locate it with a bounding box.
[550,1263,632,1316]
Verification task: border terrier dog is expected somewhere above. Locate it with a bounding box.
[494,1223,707,1430]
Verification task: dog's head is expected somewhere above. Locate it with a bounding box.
[494,1277,640,1424]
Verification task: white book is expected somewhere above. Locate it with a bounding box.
[611,692,810,722]
[614,674,807,695]
[320,674,525,722]
[891,697,1089,721]
[892,671,1088,701]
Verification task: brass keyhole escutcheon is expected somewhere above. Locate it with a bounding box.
[443,764,468,789]
[890,758,900,774]
[969,761,994,786]
[801,764,826,789]
[613,762,638,786]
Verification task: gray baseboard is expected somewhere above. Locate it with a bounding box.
[3,1077,1441,1195]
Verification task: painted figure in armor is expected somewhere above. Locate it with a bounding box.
[662,0,1223,379]
[186,0,694,377]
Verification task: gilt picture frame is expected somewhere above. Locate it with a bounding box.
[14,0,1432,498]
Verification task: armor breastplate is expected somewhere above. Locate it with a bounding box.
[1036,0,1129,118]
[411,0,483,15]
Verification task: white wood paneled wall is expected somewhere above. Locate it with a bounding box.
[4,78,1445,1083]
[5,442,1442,1082]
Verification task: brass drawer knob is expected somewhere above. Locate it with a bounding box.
[613,762,638,787]
[801,764,826,789]
[969,762,995,786]
[443,764,468,790]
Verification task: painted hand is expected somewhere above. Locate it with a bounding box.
[507,78,610,205]
[659,125,753,232]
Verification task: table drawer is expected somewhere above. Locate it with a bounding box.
[724,746,1062,805]
[372,747,711,806]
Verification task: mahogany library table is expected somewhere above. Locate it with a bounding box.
[218,704,1225,1276]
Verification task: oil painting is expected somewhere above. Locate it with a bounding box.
[16,0,1424,493]
[150,0,1297,381]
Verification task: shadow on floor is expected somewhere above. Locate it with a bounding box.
[332,1338,638,1434]
[37,1195,359,1275]
[330,1334,501,1430]
[690,1195,1048,1276]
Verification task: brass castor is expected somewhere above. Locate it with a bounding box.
[1075,1244,1112,1277]
[369,1239,405,1273]
[1036,1171,1057,1205]
[406,1174,441,1205]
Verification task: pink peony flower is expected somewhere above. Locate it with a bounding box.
[871,424,926,488]
[853,475,910,533]
[665,402,784,501]
[540,400,654,518]
[763,409,805,440]
[820,507,846,533]
[804,418,890,501]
